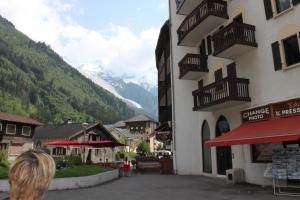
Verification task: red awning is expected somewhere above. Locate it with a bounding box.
[207,116,300,147]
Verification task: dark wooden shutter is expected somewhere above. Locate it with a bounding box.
[292,0,300,5]
[271,41,282,71]
[214,69,223,81]
[227,63,237,78]
[263,0,273,20]
[207,36,212,55]
[215,69,223,91]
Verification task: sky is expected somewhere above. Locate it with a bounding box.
[0,0,169,86]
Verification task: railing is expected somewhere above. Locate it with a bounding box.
[192,77,251,111]
[177,0,228,44]
[213,22,257,56]
[178,54,208,78]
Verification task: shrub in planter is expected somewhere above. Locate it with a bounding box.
[0,149,9,168]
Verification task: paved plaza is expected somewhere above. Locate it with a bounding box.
[2,174,298,200]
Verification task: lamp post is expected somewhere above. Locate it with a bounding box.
[82,122,88,163]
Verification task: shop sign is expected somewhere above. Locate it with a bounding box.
[273,98,300,118]
[241,105,271,123]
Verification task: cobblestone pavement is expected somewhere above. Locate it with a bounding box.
[1,174,298,200]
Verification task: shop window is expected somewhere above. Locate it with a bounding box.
[52,147,66,156]
[275,0,291,13]
[6,124,16,135]
[252,143,283,163]
[282,34,300,67]
[22,126,31,136]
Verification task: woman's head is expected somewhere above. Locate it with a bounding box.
[9,150,56,200]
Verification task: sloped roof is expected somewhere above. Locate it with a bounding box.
[104,121,126,129]
[114,128,134,139]
[34,122,110,140]
[0,112,42,125]
[125,114,156,123]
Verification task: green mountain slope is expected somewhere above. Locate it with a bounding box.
[0,15,135,124]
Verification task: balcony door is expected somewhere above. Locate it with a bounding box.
[216,116,232,175]
[202,121,212,174]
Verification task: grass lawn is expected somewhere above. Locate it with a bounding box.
[0,167,9,179]
[55,165,112,178]
[0,165,112,180]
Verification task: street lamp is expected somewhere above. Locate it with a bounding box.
[82,122,89,163]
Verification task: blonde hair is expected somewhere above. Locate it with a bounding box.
[9,150,56,200]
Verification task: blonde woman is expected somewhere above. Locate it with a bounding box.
[7,150,56,200]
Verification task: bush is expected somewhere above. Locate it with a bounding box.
[0,149,9,168]
[65,156,82,166]
[54,156,82,169]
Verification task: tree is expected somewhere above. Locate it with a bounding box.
[137,140,150,156]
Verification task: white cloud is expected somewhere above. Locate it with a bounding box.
[0,0,159,85]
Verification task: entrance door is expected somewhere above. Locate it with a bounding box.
[202,121,212,173]
[216,116,232,175]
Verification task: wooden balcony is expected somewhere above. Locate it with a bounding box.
[159,106,172,123]
[176,0,204,15]
[192,77,251,111]
[213,22,258,59]
[178,54,208,80]
[177,0,228,46]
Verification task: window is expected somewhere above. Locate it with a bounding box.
[6,124,16,135]
[0,123,2,132]
[275,0,291,13]
[252,143,283,163]
[52,147,66,156]
[22,126,31,136]
[283,35,300,66]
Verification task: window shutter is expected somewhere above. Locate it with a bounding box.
[292,0,300,5]
[271,41,282,71]
[214,69,223,81]
[207,36,212,55]
[227,63,237,78]
[263,0,273,20]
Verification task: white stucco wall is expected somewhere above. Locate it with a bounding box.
[169,0,300,185]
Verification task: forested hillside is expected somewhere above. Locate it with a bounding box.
[0,15,136,124]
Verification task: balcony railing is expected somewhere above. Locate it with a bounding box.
[192,77,251,111]
[178,54,208,79]
[213,22,258,58]
[177,0,228,45]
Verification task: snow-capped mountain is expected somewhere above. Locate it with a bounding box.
[76,64,158,119]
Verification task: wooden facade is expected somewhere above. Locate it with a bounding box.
[156,20,173,124]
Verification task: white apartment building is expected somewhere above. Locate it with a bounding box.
[165,0,300,185]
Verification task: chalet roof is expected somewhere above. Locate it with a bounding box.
[112,128,134,139]
[34,122,109,140]
[125,114,156,123]
[104,121,126,129]
[0,112,42,125]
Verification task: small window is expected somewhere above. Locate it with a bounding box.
[6,124,16,135]
[283,35,300,66]
[141,126,144,130]
[22,126,31,136]
[0,123,2,132]
[275,0,291,13]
